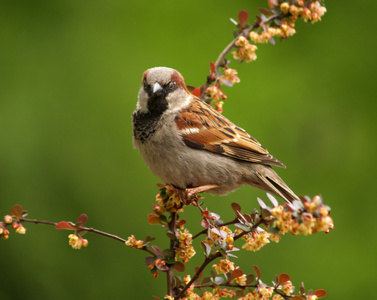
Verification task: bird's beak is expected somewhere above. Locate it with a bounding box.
[153,82,163,94]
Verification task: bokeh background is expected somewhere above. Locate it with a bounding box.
[1,0,376,299]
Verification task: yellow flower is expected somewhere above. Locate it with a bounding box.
[206,85,227,101]
[212,259,235,274]
[125,235,143,248]
[234,274,247,286]
[220,68,240,84]
[68,234,88,249]
[178,229,193,248]
[280,2,289,14]
[15,224,26,234]
[281,280,293,296]
[175,245,196,263]
[242,231,270,252]
[232,36,257,62]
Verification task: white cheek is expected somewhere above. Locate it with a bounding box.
[167,93,190,113]
[137,89,149,113]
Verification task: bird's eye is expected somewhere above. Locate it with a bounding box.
[143,82,150,92]
[168,81,175,90]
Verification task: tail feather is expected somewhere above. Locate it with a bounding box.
[254,166,299,203]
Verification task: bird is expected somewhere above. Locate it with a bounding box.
[132,67,299,203]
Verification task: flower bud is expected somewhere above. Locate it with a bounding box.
[4,215,13,224]
[280,2,289,14]
[15,224,26,234]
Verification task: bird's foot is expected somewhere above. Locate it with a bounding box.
[183,184,218,204]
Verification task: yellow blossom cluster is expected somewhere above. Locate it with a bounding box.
[213,259,235,275]
[206,68,240,113]
[203,226,233,248]
[281,280,294,296]
[249,23,295,43]
[280,1,327,23]
[206,85,227,102]
[125,234,144,248]
[213,287,235,298]
[176,245,196,264]
[232,36,258,62]
[219,68,240,84]
[234,274,247,286]
[178,228,193,248]
[179,284,237,300]
[155,185,185,213]
[241,231,270,252]
[176,228,196,263]
[238,286,274,300]
[68,233,88,249]
[270,197,334,236]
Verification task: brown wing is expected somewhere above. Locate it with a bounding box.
[175,98,286,168]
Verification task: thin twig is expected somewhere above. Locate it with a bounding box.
[167,212,178,297]
[175,251,222,299]
[199,14,279,99]
[19,217,157,256]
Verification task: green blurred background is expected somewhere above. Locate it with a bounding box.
[1,0,376,299]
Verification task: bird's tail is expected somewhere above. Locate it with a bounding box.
[254,166,299,203]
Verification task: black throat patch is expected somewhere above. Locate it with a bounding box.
[132,109,163,143]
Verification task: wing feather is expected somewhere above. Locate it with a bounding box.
[176,98,286,168]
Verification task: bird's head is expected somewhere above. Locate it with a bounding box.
[137,67,190,115]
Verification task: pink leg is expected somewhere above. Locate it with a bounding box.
[185,184,219,199]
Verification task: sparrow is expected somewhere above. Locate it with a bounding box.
[132,67,299,203]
